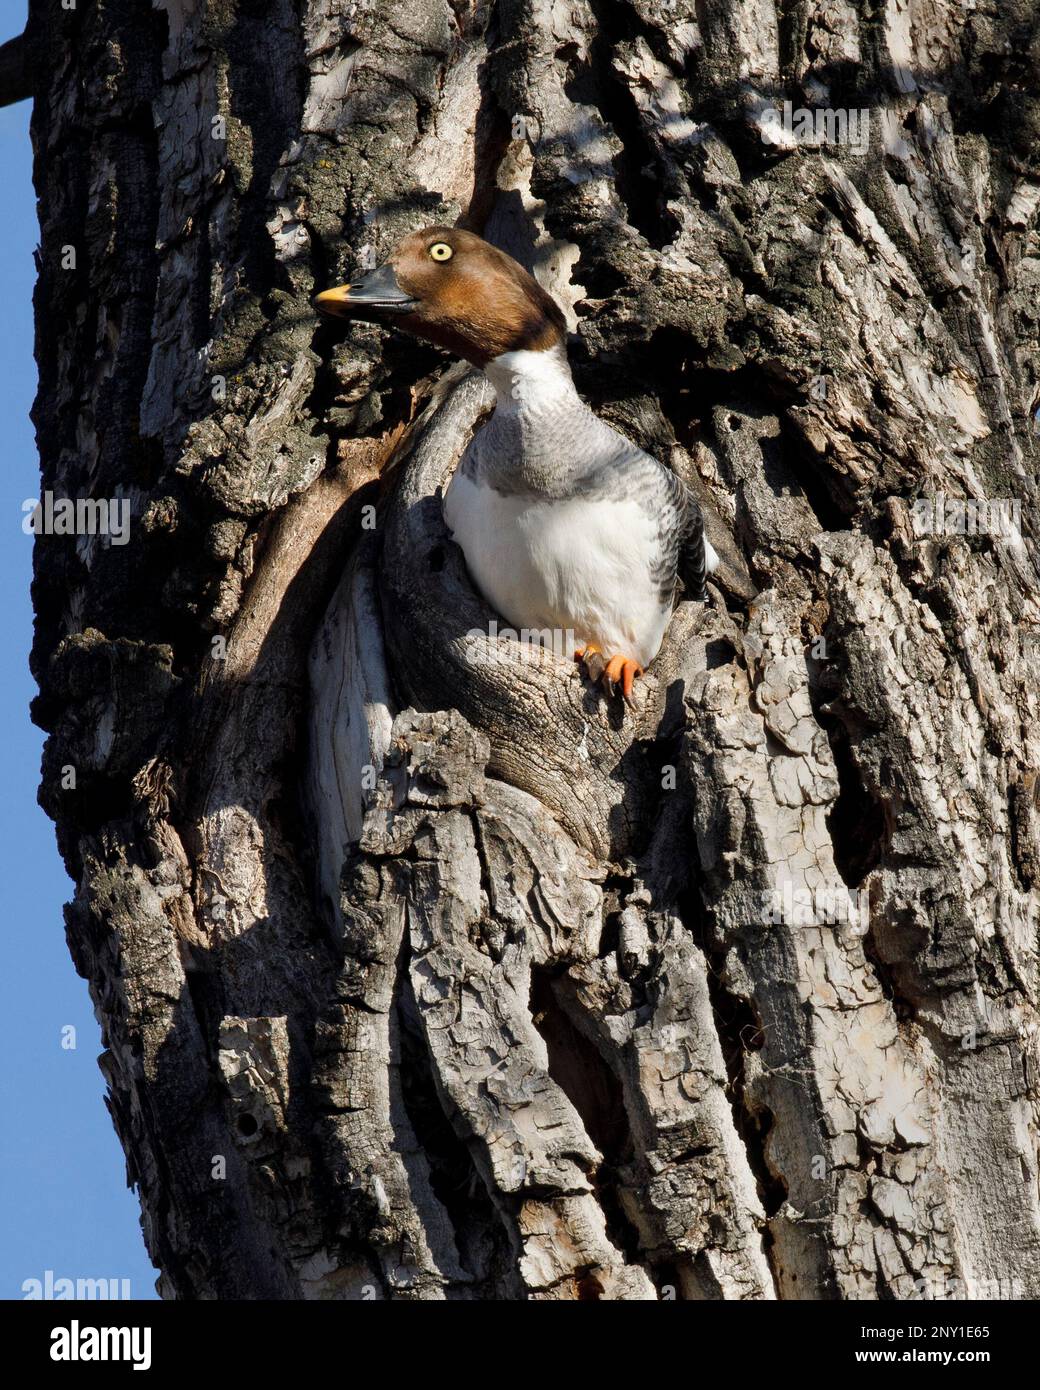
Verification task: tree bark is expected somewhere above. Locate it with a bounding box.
[29,0,1040,1299]
[0,32,31,107]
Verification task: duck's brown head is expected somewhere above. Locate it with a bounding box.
[314,226,566,368]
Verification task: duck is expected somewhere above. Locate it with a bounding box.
[315,226,717,707]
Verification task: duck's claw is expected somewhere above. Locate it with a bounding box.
[603,654,644,709]
[575,646,644,709]
[575,643,606,683]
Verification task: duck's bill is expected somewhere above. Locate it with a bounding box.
[314,264,418,319]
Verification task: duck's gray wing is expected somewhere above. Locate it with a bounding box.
[675,479,708,602]
[640,459,708,604]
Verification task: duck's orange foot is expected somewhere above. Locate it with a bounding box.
[574,642,605,681]
[603,654,644,708]
[574,645,644,710]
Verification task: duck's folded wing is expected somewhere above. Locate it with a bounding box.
[590,439,712,605]
[676,484,709,601]
[638,460,709,604]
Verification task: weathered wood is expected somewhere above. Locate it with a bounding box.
[29,0,1040,1299]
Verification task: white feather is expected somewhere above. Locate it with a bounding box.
[444,472,671,668]
[443,346,701,668]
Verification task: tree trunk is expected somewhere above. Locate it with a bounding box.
[29,0,1040,1300]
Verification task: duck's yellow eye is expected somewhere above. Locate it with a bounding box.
[428,241,453,262]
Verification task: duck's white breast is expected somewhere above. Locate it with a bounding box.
[443,470,670,667]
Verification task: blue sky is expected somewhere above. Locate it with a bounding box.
[0,16,159,1299]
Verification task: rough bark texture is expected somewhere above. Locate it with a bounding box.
[0,32,31,108]
[29,0,1040,1299]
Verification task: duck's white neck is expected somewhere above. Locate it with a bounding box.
[483,345,579,415]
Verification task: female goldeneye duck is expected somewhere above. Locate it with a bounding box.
[315,227,717,708]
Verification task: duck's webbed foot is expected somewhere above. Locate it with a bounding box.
[574,645,644,710]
